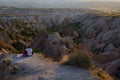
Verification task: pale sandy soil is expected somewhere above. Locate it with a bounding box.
[11,54,98,80]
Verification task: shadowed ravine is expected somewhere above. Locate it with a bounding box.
[11,54,98,80]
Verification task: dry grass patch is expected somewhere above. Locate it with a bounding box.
[62,51,93,69]
[91,68,114,80]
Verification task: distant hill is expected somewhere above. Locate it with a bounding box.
[0,0,120,12]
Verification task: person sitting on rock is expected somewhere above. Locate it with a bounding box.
[17,46,33,58]
[22,48,28,56]
[25,46,33,56]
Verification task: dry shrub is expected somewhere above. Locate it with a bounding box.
[64,51,93,69]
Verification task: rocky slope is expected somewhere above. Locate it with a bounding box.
[32,13,120,78]
[0,7,120,79]
[74,14,120,79]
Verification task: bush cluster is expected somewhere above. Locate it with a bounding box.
[65,51,93,69]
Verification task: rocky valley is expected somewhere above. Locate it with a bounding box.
[0,7,120,80]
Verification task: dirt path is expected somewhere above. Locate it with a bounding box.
[12,54,98,80]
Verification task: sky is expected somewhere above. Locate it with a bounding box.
[0,0,120,8]
[76,0,119,2]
